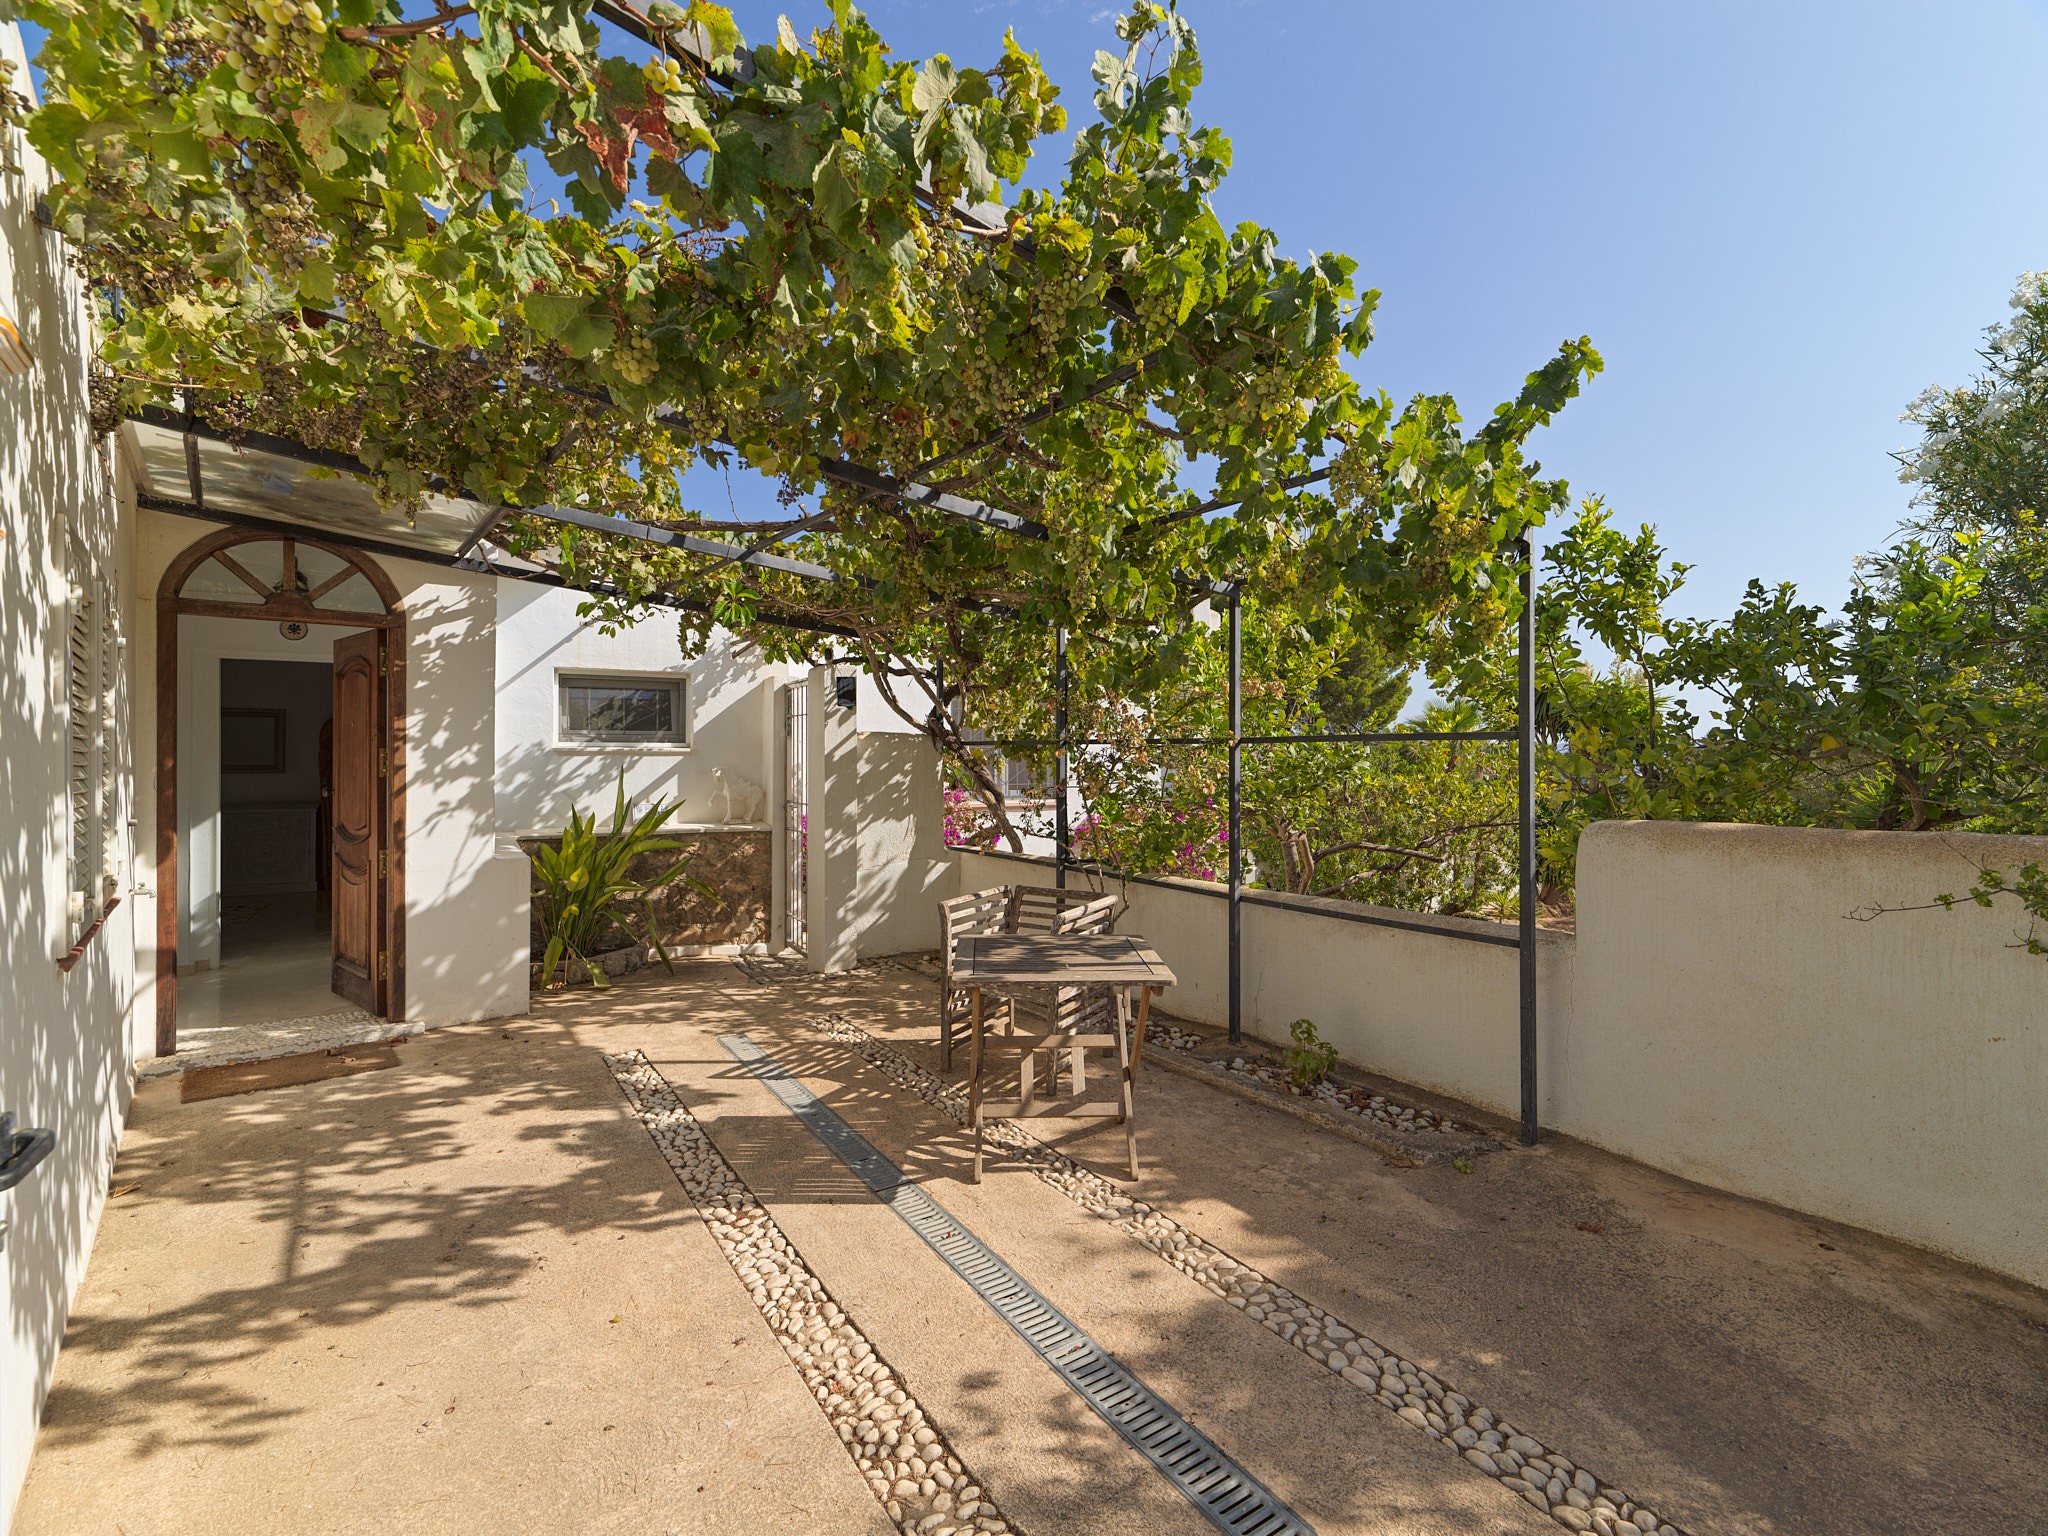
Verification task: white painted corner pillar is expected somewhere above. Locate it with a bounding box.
[799,664,948,972]
[803,665,861,973]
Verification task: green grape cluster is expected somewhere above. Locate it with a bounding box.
[1031,250,1097,344]
[213,136,321,267]
[1133,280,1181,339]
[642,55,686,94]
[1326,431,1386,521]
[198,2,327,130]
[205,0,326,94]
[607,333,659,386]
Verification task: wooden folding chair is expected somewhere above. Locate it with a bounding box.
[999,885,1118,1093]
[938,888,1011,1071]
[936,883,1120,1070]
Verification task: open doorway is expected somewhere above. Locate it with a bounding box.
[155,529,407,1061]
[174,658,338,1045]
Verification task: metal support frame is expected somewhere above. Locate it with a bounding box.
[1227,587,1243,1046]
[1517,539,1539,1147]
[1054,627,1070,891]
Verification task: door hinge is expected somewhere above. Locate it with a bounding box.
[378,953,389,981]
[378,747,387,778]
[379,850,388,879]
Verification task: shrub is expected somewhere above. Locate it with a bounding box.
[1284,1017,1339,1090]
[532,773,705,989]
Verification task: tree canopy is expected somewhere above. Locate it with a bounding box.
[16,0,1599,824]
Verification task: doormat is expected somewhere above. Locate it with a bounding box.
[181,1042,401,1102]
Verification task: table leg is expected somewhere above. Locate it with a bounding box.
[1066,989,1086,1095]
[970,986,985,1184]
[1115,989,1139,1181]
[1130,986,1155,1076]
[1019,1025,1036,1117]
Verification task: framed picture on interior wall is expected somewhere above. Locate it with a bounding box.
[221,707,287,773]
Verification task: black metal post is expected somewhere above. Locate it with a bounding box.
[1227,590,1243,1046]
[1517,539,1539,1147]
[1054,627,1069,890]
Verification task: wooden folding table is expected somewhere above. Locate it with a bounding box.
[949,932,1177,1182]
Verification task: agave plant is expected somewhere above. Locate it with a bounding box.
[532,773,706,989]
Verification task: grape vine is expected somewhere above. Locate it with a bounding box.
[15,0,1601,841]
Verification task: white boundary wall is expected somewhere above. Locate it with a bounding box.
[1563,821,2047,1289]
[953,821,2048,1289]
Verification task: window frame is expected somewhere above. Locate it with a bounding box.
[554,669,691,750]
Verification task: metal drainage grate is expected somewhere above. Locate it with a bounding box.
[720,1034,1316,1536]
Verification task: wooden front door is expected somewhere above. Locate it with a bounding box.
[331,629,388,1013]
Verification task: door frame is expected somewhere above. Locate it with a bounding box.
[155,528,407,1056]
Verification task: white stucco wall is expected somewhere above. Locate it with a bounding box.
[1565,821,2048,1288]
[401,572,533,1024]
[802,665,946,970]
[852,731,949,957]
[135,510,530,1030]
[492,582,793,838]
[0,23,140,1522]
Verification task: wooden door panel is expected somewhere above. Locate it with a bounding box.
[331,629,385,1013]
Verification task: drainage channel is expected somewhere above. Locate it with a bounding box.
[720,1034,1316,1536]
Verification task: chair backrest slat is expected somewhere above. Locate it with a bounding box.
[938,888,1012,981]
[939,883,1120,993]
[1005,885,1118,935]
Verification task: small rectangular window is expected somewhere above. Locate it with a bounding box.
[557,672,689,745]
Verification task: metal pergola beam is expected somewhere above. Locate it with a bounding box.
[819,460,1049,540]
[966,728,1516,752]
[1022,544,1540,1134]
[530,501,864,587]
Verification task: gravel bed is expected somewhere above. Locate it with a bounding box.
[604,1049,1018,1536]
[1141,1024,1470,1138]
[807,1013,1688,1536]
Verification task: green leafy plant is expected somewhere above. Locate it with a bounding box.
[1954,862,2048,957]
[531,773,703,989]
[1283,1017,1339,1091]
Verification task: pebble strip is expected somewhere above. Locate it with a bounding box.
[805,1014,1689,1536]
[603,1049,1019,1536]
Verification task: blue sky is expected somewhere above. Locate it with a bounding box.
[722,0,2048,624]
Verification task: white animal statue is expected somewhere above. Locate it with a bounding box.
[712,768,767,825]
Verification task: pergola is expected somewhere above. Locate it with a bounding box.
[105,0,1545,1146]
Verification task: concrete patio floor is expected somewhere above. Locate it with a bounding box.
[16,960,2048,1535]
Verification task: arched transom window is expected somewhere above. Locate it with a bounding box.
[164,530,402,627]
